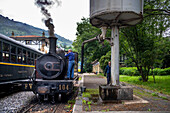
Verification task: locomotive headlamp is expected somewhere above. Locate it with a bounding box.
[44,62,60,71]
[45,62,52,70]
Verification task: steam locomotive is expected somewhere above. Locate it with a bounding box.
[31,37,78,102]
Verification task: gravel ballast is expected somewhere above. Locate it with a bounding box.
[0,91,35,113]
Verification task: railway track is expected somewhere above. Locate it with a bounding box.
[19,87,79,113]
[22,102,65,113]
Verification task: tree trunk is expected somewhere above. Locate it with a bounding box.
[140,66,149,82]
[152,67,156,83]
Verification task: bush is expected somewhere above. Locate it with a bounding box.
[120,67,139,76]
[149,68,161,75]
[150,67,170,75]
[120,67,170,76]
[158,67,170,75]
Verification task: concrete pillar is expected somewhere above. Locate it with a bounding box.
[111,26,119,86]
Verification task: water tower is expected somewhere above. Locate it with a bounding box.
[90,0,143,101]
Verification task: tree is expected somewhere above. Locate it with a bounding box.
[119,0,169,81]
[73,18,111,72]
[99,51,111,71]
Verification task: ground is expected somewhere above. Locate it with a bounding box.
[82,75,170,112]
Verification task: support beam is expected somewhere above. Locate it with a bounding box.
[111,26,119,86]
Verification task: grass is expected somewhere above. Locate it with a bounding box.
[79,77,82,81]
[68,99,76,104]
[82,89,99,98]
[120,75,170,95]
[133,88,152,98]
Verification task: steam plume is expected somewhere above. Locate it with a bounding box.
[35,0,61,37]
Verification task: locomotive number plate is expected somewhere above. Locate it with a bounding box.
[59,84,69,91]
[22,83,33,91]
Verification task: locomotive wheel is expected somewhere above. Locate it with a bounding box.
[51,95,56,104]
[37,94,43,103]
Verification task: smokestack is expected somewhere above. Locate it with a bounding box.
[49,37,57,54]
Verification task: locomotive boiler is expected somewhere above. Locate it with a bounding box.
[32,36,78,102]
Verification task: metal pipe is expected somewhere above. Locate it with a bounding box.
[81,43,84,73]
[80,36,98,73]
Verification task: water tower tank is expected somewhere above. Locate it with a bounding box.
[90,0,143,28]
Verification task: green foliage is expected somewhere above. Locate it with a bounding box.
[148,109,152,111]
[73,18,110,72]
[158,68,170,75]
[73,0,170,76]
[82,99,87,104]
[120,75,170,95]
[82,89,99,98]
[82,93,91,98]
[68,99,75,104]
[99,51,111,71]
[85,108,88,111]
[120,67,170,76]
[79,77,82,81]
[151,93,158,96]
[119,0,170,81]
[88,104,91,111]
[65,104,72,109]
[160,96,168,100]
[150,67,170,75]
[150,68,162,75]
[120,67,140,76]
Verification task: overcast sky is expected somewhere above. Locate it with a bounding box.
[0,0,89,41]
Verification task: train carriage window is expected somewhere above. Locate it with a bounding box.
[28,51,31,58]
[11,45,16,54]
[0,41,1,51]
[2,42,10,62]
[3,42,9,52]
[17,48,22,63]
[27,51,31,64]
[31,52,34,58]
[11,45,16,63]
[31,53,34,65]
[23,50,27,64]
[0,41,2,61]
[35,54,37,59]
[11,55,16,63]
[31,59,34,65]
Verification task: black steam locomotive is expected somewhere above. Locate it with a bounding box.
[31,37,78,102]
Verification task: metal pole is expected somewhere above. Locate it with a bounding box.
[80,36,98,73]
[111,26,120,86]
[81,43,84,73]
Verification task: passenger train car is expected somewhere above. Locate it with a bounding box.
[0,33,43,93]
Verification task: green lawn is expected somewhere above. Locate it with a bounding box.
[120,75,170,95]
